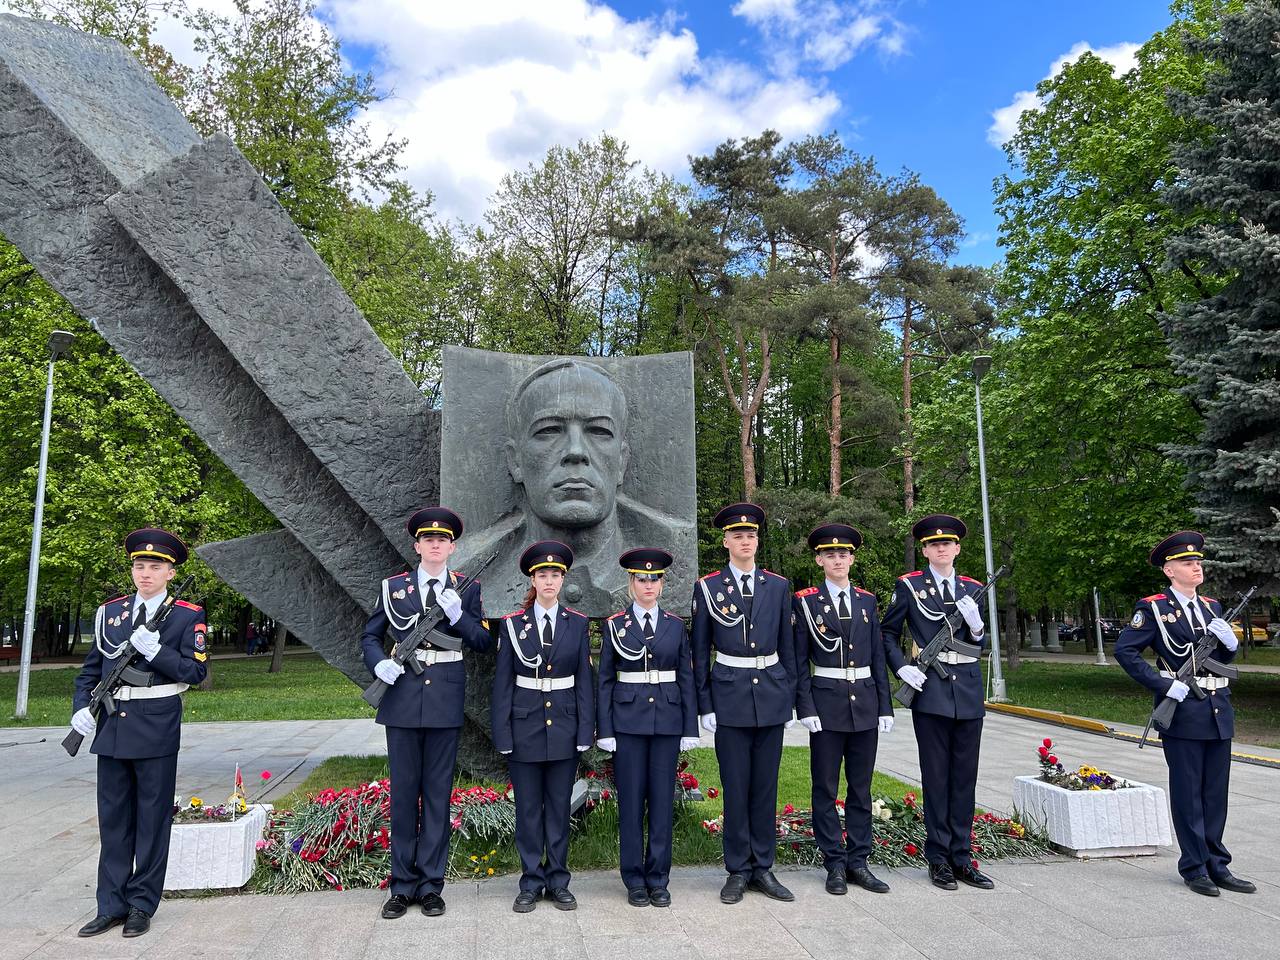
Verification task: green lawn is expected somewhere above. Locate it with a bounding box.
[0,654,373,727]
[985,660,1280,748]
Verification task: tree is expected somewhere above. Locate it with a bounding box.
[1164,0,1280,591]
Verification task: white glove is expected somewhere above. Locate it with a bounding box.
[374,658,405,685]
[700,712,717,733]
[799,716,822,733]
[71,706,96,736]
[679,737,701,751]
[1208,618,1238,651]
[1165,679,1190,702]
[438,588,463,625]
[500,749,512,755]
[129,626,161,661]
[878,715,894,734]
[956,595,984,633]
[595,737,617,752]
[784,717,796,729]
[897,665,927,691]
[576,744,590,752]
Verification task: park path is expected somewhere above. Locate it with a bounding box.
[1,712,1277,960]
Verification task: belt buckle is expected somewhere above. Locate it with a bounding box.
[117,686,132,702]
[539,677,552,692]
[755,655,767,669]
[423,650,437,665]
[846,667,858,681]
[648,669,661,684]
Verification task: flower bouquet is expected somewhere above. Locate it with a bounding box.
[1036,738,1132,791]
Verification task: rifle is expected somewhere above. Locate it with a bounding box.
[361,552,498,708]
[1139,584,1255,748]
[62,575,196,757]
[895,564,1010,709]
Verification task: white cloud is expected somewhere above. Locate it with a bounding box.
[987,41,1140,148]
[732,0,906,72]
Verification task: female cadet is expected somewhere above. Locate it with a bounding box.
[491,540,594,913]
[595,548,701,908]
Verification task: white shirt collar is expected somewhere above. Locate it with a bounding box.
[928,566,955,592]
[728,562,756,585]
[534,601,559,624]
[1168,586,1203,612]
[134,591,166,620]
[418,566,448,593]
[632,602,659,624]
[824,579,851,603]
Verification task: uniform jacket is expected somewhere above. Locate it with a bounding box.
[880,570,988,720]
[1115,592,1235,740]
[598,606,697,739]
[360,568,493,728]
[73,594,208,759]
[691,568,797,727]
[794,584,892,732]
[491,605,595,761]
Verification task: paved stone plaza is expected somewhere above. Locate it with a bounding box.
[2,712,1276,960]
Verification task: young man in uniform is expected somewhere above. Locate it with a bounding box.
[361,507,492,919]
[1114,531,1255,897]
[880,514,992,891]
[691,502,798,904]
[71,528,208,939]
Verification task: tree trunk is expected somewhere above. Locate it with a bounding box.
[269,626,289,674]
[1004,600,1019,671]
[829,328,842,496]
[901,298,915,570]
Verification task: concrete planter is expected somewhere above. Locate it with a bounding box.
[164,804,269,890]
[1013,776,1171,857]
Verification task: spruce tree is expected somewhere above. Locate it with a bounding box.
[1164,0,1280,589]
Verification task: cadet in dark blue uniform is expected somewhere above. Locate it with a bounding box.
[880,515,992,891]
[492,540,594,913]
[1114,531,1255,897]
[361,507,493,920]
[794,524,893,896]
[692,503,798,904]
[71,528,208,939]
[596,548,700,908]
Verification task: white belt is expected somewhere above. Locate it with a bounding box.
[715,652,779,670]
[416,649,463,664]
[617,670,676,684]
[1160,670,1229,690]
[115,683,188,701]
[516,675,575,691]
[812,665,870,681]
[936,652,978,664]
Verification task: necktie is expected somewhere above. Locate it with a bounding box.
[837,591,850,620]
[942,578,955,608]
[133,602,147,630]
[1188,599,1206,636]
[643,612,655,640]
[424,579,439,612]
[541,614,553,648]
[740,574,753,597]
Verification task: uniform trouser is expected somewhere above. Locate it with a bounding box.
[1162,735,1233,880]
[385,725,461,897]
[508,756,577,893]
[715,723,785,878]
[95,752,179,917]
[810,727,878,871]
[615,732,681,890]
[912,712,982,866]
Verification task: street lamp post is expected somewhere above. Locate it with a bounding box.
[15,330,76,719]
[972,355,1008,703]
[1092,586,1108,666]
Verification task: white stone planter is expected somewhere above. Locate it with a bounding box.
[1012,776,1171,858]
[164,804,269,890]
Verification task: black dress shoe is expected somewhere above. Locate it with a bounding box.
[420,893,446,916]
[929,862,958,890]
[627,887,650,907]
[513,889,540,913]
[953,862,994,890]
[77,915,124,938]
[547,887,577,910]
[1212,872,1257,894]
[825,868,848,895]
[847,866,890,893]
[748,870,795,901]
[720,874,748,904]
[1186,875,1220,897]
[121,908,150,938]
[648,887,671,908]
[381,894,413,919]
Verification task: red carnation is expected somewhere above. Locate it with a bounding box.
[1042,738,1052,749]
[903,842,919,856]
[783,803,796,814]
[260,770,272,781]
[707,787,719,799]
[1038,746,1048,758]
[1048,755,1058,765]
[601,789,612,800]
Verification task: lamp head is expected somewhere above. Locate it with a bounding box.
[48,330,75,360]
[972,354,993,382]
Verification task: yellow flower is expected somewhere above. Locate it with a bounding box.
[469,855,479,862]
[487,867,495,876]
[1089,785,1102,791]
[489,849,496,856]
[189,797,203,808]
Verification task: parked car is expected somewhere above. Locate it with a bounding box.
[1232,619,1266,644]
[1056,623,1081,642]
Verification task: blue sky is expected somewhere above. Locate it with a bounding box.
[157,1,1178,268]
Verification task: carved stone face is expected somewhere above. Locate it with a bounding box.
[506,362,629,528]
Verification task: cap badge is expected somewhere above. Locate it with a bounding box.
[645,561,653,569]
[146,543,153,551]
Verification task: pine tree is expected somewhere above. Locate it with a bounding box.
[1164,1,1280,589]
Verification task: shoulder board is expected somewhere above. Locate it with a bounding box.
[900,571,923,579]
[1142,593,1166,602]
[501,609,527,620]
[663,612,685,622]
[795,586,819,598]
[1202,596,1216,604]
[563,606,588,619]
[855,587,875,596]
[175,599,202,611]
[958,576,980,584]
[104,595,129,606]
[385,570,412,584]
[701,570,722,580]
[762,569,786,580]
[607,610,627,620]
